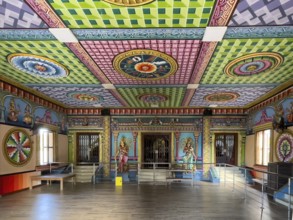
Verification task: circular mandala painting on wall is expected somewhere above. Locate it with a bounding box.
[8,53,69,78]
[224,52,283,77]
[3,129,32,166]
[113,49,178,80]
[204,92,239,103]
[103,0,154,6]
[276,131,293,162]
[139,94,168,104]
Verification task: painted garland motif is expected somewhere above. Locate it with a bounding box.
[103,0,154,6]
[139,94,168,104]
[276,132,293,162]
[3,129,32,166]
[224,52,283,77]
[204,92,239,103]
[67,92,103,102]
[113,49,178,80]
[8,53,69,78]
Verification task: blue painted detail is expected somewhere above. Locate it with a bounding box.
[73,28,205,40]
[239,168,254,184]
[225,26,293,39]
[121,173,130,182]
[209,167,220,183]
[274,181,293,201]
[0,30,54,40]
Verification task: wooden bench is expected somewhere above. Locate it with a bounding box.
[30,173,76,191]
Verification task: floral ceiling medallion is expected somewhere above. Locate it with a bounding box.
[224,52,283,78]
[204,92,239,103]
[113,49,178,81]
[139,93,168,104]
[67,92,103,102]
[103,0,154,7]
[8,53,69,78]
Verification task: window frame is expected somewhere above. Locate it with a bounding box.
[255,129,272,166]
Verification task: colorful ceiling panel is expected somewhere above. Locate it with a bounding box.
[229,0,293,26]
[200,38,293,85]
[0,0,47,28]
[190,85,276,107]
[0,0,292,110]
[116,86,186,108]
[47,0,215,28]
[0,41,100,85]
[81,39,201,85]
[27,85,122,107]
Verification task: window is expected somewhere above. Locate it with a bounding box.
[39,129,54,165]
[255,129,271,166]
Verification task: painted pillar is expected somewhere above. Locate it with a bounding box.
[132,131,138,159]
[193,130,200,156]
[113,131,119,162]
[68,132,75,164]
[240,131,246,166]
[203,117,211,177]
[103,116,111,177]
[175,131,180,161]
[0,104,5,123]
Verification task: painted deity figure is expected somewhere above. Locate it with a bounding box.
[116,137,129,173]
[8,98,19,122]
[182,138,197,170]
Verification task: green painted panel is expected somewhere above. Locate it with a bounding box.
[0,41,100,84]
[201,38,293,84]
[117,87,186,108]
[48,0,216,28]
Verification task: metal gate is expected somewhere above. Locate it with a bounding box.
[142,134,170,168]
[215,133,237,165]
[76,133,99,163]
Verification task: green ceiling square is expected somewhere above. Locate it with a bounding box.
[0,41,100,85]
[158,8,166,14]
[48,0,215,28]
[143,8,150,14]
[188,8,196,14]
[145,19,151,24]
[117,87,186,108]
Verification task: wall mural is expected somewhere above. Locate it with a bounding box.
[34,107,59,126]
[3,129,32,166]
[112,133,135,173]
[276,131,293,162]
[177,133,202,169]
[4,96,33,128]
[252,98,293,128]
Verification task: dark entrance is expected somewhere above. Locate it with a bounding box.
[142,133,170,168]
[215,133,237,165]
[76,133,99,163]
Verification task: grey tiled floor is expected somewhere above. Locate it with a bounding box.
[0,182,289,220]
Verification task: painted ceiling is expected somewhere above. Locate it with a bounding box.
[0,0,292,109]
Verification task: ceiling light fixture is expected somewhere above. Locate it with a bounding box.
[202,26,227,42]
[49,28,78,43]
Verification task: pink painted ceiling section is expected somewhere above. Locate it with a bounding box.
[81,40,201,85]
